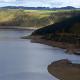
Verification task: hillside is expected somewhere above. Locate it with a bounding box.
[32,15,80,35]
[31,15,80,50]
[0,9,80,28]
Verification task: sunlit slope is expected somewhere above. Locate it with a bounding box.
[0,9,80,27]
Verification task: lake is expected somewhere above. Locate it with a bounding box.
[0,29,80,80]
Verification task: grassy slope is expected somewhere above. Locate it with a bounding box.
[0,9,52,27]
[0,9,80,28]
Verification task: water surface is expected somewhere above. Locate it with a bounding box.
[0,29,80,80]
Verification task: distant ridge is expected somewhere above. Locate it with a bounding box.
[0,6,80,10]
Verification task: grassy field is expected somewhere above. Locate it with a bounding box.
[0,9,80,28]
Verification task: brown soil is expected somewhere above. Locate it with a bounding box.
[48,59,80,80]
[31,36,80,55]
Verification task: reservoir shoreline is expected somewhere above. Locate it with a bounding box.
[28,35,80,80]
[0,26,38,31]
[29,36,80,55]
[0,28,80,80]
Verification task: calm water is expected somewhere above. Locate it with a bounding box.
[0,29,80,80]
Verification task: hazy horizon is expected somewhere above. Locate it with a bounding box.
[0,5,79,8]
[0,0,80,8]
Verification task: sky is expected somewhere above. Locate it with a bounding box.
[0,0,80,8]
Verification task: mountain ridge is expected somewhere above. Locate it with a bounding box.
[0,6,80,10]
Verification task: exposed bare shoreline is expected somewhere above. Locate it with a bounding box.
[0,26,38,30]
[29,36,80,80]
[30,36,80,55]
[48,59,80,80]
[0,27,80,80]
